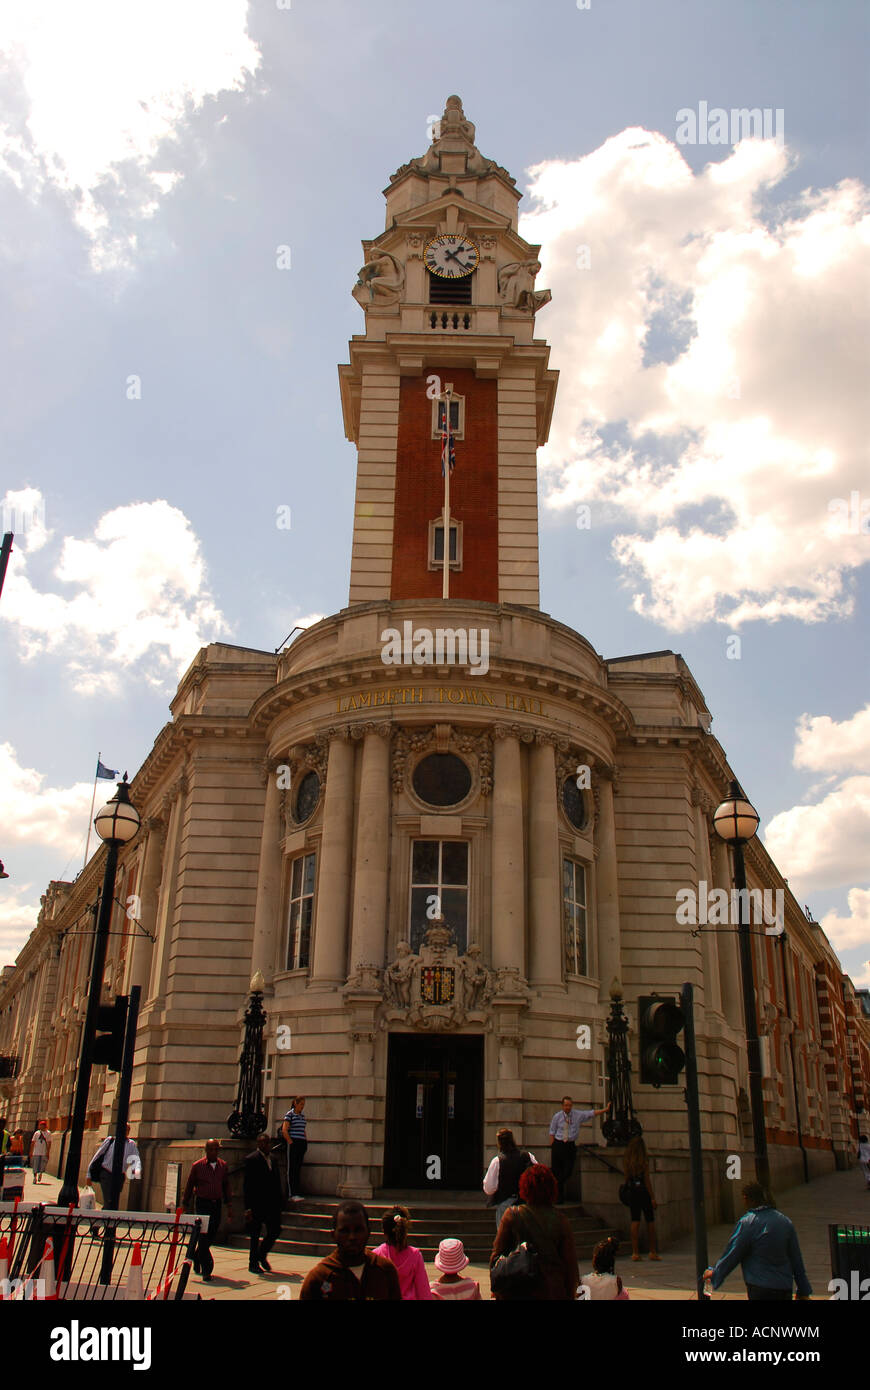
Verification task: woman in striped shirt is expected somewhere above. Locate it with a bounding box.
[282,1097,307,1202]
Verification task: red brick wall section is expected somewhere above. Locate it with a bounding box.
[391,368,499,601]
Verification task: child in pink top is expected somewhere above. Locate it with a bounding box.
[429,1238,481,1300]
[372,1205,432,1300]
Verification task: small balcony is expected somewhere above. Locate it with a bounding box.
[429,309,473,331]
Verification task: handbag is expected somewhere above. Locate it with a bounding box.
[491,1208,543,1297]
[618,1181,632,1206]
[491,1239,540,1296]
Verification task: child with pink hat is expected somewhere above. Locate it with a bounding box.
[429,1239,481,1300]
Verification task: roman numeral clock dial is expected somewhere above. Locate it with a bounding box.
[424,234,480,278]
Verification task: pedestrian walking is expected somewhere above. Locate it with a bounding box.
[243,1133,284,1274]
[548,1096,610,1203]
[281,1096,307,1202]
[182,1138,233,1282]
[483,1128,536,1228]
[430,1239,481,1300]
[299,1200,401,1300]
[491,1163,579,1300]
[372,1205,432,1299]
[87,1123,142,1208]
[577,1236,630,1300]
[29,1120,51,1182]
[622,1135,659,1260]
[9,1130,24,1155]
[704,1182,812,1300]
[858,1134,870,1190]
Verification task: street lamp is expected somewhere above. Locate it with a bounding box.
[58,776,140,1206]
[713,779,770,1198]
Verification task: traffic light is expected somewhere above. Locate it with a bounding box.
[639,995,686,1086]
[92,995,129,1071]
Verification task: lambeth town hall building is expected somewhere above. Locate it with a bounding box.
[2,98,868,1237]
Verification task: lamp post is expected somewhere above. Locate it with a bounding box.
[601,979,642,1147]
[713,780,770,1198]
[58,777,140,1206]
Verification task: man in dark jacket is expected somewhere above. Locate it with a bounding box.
[243,1134,284,1274]
[299,1201,401,1301]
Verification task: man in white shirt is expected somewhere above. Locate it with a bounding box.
[548,1097,610,1203]
[88,1123,142,1208]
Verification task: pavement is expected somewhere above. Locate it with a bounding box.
[13,1164,870,1301]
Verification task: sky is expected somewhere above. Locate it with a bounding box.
[0,0,867,983]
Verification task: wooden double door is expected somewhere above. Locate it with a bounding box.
[384,1034,484,1189]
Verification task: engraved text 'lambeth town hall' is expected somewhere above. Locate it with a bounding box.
[335,687,544,715]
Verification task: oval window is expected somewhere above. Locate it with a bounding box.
[294,770,321,823]
[412,753,472,808]
[561,777,589,832]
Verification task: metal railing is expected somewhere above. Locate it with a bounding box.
[0,1201,201,1300]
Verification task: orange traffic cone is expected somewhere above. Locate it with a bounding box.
[126,1241,145,1301]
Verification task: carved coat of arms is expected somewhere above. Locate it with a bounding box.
[383,918,494,1031]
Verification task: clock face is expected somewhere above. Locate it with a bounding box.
[424,234,480,279]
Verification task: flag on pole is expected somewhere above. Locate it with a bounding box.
[440,403,456,477]
[96,759,119,780]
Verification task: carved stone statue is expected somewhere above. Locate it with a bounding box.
[498,260,552,314]
[460,942,493,1012]
[352,249,404,307]
[384,940,418,1008]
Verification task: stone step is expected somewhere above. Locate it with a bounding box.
[231,1227,624,1262]
[230,1196,620,1262]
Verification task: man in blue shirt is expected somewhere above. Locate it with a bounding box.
[704,1182,812,1300]
[548,1096,610,1203]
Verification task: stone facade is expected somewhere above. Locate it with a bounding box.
[1,98,868,1235]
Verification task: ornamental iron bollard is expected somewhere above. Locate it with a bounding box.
[601,982,643,1147]
[227,974,268,1138]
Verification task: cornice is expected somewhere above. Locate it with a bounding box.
[249,654,633,742]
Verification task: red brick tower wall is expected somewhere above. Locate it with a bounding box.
[390,367,499,601]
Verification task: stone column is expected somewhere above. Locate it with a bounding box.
[595,772,621,1002]
[693,798,722,1015]
[143,775,187,1010]
[126,816,165,997]
[528,737,563,989]
[491,729,525,971]
[712,835,742,1029]
[250,765,284,983]
[311,734,356,987]
[348,726,391,974]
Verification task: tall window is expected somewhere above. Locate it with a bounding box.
[428,518,462,570]
[409,841,468,952]
[563,858,587,976]
[286,853,316,970]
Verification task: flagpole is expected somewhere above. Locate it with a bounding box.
[82,754,100,874]
[442,388,452,600]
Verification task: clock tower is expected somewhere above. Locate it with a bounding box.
[339,95,558,608]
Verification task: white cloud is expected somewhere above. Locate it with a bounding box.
[820,887,870,955]
[0,743,93,857]
[763,775,870,895]
[523,129,870,629]
[793,704,870,774]
[0,0,261,269]
[1,493,229,693]
[0,487,50,552]
[0,884,42,967]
